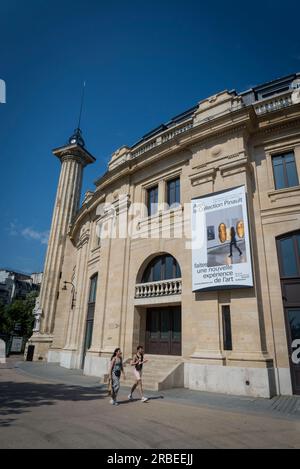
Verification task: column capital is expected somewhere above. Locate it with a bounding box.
[52,143,96,167]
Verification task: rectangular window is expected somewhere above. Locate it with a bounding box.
[96,223,102,247]
[88,274,98,305]
[84,320,94,350]
[147,185,158,216]
[167,177,180,207]
[222,305,232,351]
[82,274,98,368]
[272,152,299,190]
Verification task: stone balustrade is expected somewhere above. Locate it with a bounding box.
[108,89,297,172]
[161,122,194,143]
[254,90,293,115]
[132,139,158,159]
[135,278,182,298]
[110,90,297,170]
[131,120,193,159]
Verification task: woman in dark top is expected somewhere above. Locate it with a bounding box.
[128,345,148,402]
[228,226,242,257]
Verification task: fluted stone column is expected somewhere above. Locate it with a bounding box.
[62,227,90,363]
[29,137,95,360]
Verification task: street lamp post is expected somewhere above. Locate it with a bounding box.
[62,281,76,309]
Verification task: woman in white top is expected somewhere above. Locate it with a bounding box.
[109,348,125,406]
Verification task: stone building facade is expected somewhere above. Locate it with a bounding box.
[28,73,300,397]
[0,269,42,305]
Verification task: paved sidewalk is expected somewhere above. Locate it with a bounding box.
[13,358,300,421]
[1,358,300,448]
[15,360,102,387]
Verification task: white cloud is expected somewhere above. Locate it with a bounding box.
[0,79,6,104]
[21,227,49,245]
[8,222,18,236]
[7,221,49,245]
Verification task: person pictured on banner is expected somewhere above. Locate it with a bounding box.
[128,345,149,402]
[228,226,242,257]
[109,347,125,406]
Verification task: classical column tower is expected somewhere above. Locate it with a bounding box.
[29,128,95,359]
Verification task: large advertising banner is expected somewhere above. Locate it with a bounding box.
[191,186,253,291]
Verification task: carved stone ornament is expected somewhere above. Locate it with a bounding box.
[33,297,42,332]
[210,145,222,157]
[291,88,300,105]
[208,95,217,103]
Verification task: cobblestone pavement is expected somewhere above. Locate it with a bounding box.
[0,357,299,449]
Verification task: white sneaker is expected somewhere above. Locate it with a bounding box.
[141,396,148,402]
[128,394,133,400]
[110,399,115,404]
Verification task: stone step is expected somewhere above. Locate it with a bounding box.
[141,373,168,381]
[127,366,167,373]
[125,361,178,367]
[125,360,181,366]
[144,354,182,359]
[142,380,160,391]
[125,362,181,373]
[143,359,182,366]
[125,368,170,375]
[144,356,182,363]
[145,366,181,373]
[142,367,177,374]
[124,355,184,391]
[128,355,181,361]
[142,378,162,385]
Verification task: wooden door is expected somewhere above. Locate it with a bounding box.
[277,232,300,395]
[145,306,181,355]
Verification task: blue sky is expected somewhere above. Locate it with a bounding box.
[1,0,300,273]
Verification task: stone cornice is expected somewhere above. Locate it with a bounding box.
[261,205,300,221]
[94,108,253,191]
[92,100,300,193]
[219,155,251,177]
[189,167,217,186]
[68,100,300,243]
[256,111,300,136]
[267,185,300,202]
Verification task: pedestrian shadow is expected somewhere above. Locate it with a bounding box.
[117,395,164,405]
[0,418,16,427]
[0,381,107,428]
[146,395,164,401]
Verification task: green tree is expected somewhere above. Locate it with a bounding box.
[0,291,38,338]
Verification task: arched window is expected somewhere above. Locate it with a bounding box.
[142,255,181,283]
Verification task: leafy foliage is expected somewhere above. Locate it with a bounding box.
[0,291,38,338]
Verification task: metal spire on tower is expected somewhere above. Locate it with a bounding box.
[69,81,86,147]
[77,80,86,130]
